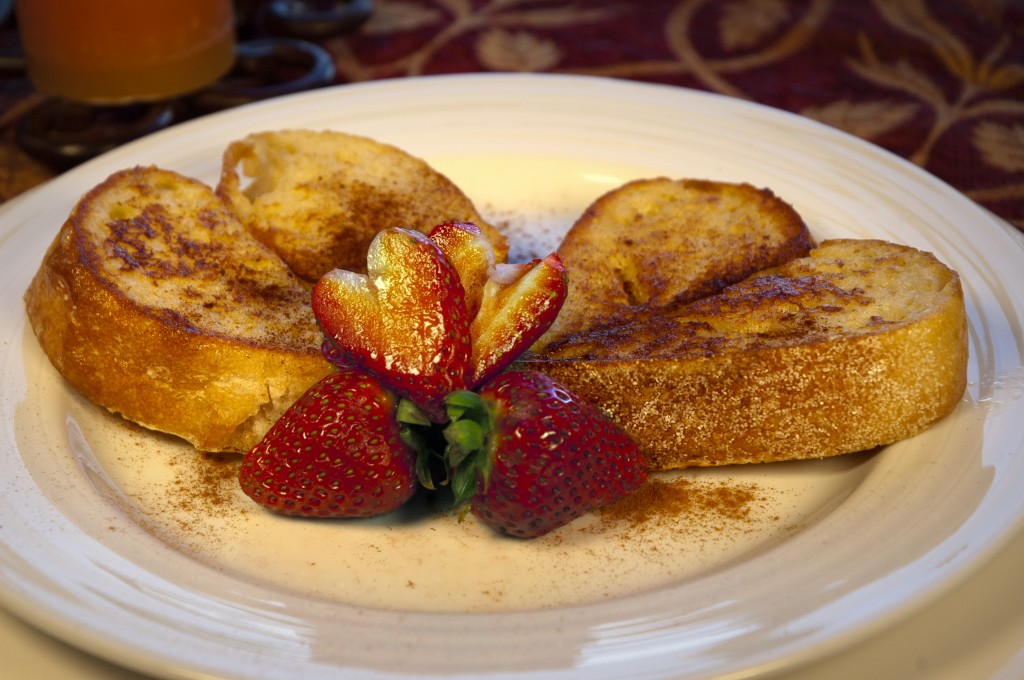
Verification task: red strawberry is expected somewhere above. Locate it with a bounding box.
[467,253,566,388]
[321,338,349,367]
[428,222,567,388]
[239,367,418,518]
[428,221,494,320]
[441,370,647,538]
[312,228,472,422]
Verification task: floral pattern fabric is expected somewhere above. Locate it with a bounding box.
[330,0,1024,233]
[1,0,1022,233]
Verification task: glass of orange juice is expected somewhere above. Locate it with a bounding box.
[15,0,235,104]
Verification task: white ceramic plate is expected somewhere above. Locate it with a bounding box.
[1,74,1022,680]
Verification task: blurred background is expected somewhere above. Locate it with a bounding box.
[0,0,1021,234]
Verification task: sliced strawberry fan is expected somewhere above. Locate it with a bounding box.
[241,221,647,537]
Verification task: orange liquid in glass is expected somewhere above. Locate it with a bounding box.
[16,0,235,103]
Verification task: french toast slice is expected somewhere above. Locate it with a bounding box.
[24,166,332,453]
[523,238,968,469]
[217,129,509,282]
[537,178,816,350]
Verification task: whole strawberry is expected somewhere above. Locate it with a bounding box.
[440,370,647,538]
[239,367,418,518]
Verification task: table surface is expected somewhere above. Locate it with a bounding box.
[2,1,1023,678]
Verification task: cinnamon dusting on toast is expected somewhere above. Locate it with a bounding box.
[24,166,331,453]
[217,129,508,281]
[23,143,968,470]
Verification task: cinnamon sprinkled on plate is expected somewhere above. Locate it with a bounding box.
[593,475,774,534]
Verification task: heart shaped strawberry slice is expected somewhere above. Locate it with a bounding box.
[428,221,494,320]
[428,222,567,388]
[467,253,566,387]
[312,228,471,422]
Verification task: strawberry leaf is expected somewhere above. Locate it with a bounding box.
[441,389,495,507]
[414,446,440,491]
[396,398,431,427]
[445,389,487,422]
[450,456,484,507]
[396,398,446,489]
[443,419,484,467]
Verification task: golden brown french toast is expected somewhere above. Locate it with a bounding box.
[23,150,967,472]
[24,166,332,453]
[537,178,816,349]
[524,238,968,469]
[217,129,509,282]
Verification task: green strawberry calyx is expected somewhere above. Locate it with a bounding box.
[395,390,495,505]
[442,390,495,506]
[395,397,442,490]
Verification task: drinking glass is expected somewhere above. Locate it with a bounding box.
[16,0,235,103]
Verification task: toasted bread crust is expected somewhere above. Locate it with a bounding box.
[539,178,815,349]
[217,129,508,281]
[24,166,332,452]
[24,160,968,466]
[524,239,968,469]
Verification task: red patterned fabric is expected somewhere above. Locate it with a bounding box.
[2,0,1023,234]
[326,0,1024,232]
